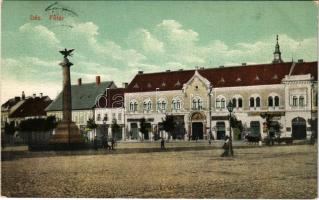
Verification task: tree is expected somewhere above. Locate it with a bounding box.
[230,115,243,140]
[111,119,121,139]
[139,117,148,141]
[86,118,97,130]
[162,114,176,140]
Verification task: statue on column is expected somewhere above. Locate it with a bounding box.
[50,48,84,149]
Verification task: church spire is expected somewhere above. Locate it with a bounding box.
[272,35,283,63]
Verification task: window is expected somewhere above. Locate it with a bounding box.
[250,97,254,107]
[157,99,167,111]
[134,102,138,111]
[299,96,304,107]
[256,97,260,107]
[192,97,203,110]
[221,98,225,108]
[97,114,101,121]
[216,99,221,108]
[103,114,108,121]
[129,102,134,111]
[172,99,181,110]
[238,98,243,108]
[268,96,273,107]
[292,96,298,106]
[118,113,122,121]
[232,98,237,108]
[143,100,152,111]
[112,113,116,120]
[274,96,279,107]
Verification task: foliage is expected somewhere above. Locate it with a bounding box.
[17,116,57,132]
[86,118,97,130]
[162,115,176,138]
[139,117,148,140]
[230,115,243,132]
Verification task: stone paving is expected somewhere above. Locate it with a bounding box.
[1,144,317,198]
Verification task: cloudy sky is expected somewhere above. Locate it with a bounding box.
[1,1,317,103]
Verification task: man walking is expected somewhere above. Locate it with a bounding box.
[160,137,165,150]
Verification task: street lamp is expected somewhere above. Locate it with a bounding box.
[227,100,234,156]
[208,85,213,142]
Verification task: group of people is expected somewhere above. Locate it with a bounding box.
[94,135,116,150]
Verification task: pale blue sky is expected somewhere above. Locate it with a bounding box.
[1,1,317,102]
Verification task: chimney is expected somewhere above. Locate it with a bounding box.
[122,82,128,88]
[219,65,224,68]
[138,70,143,74]
[298,59,303,63]
[78,78,82,86]
[179,69,183,71]
[166,70,170,72]
[242,63,246,66]
[14,96,21,101]
[33,93,36,98]
[22,91,25,100]
[96,76,101,85]
[200,67,205,70]
[40,93,43,98]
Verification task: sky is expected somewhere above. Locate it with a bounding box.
[1,1,317,103]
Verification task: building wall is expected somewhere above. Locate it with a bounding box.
[47,110,94,129]
[123,71,317,141]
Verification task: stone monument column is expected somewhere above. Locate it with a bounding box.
[50,49,84,148]
[61,58,73,123]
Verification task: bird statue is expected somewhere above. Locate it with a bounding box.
[59,48,75,58]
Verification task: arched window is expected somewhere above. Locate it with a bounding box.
[172,99,181,110]
[256,97,260,107]
[216,99,221,108]
[134,102,138,111]
[129,102,134,111]
[292,96,298,106]
[274,96,279,107]
[143,102,147,110]
[268,96,273,107]
[161,101,166,110]
[221,98,225,108]
[232,98,237,108]
[250,97,254,107]
[238,98,243,108]
[147,101,152,110]
[192,97,203,110]
[299,96,304,107]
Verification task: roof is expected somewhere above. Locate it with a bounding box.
[1,97,23,112]
[126,61,317,93]
[46,81,115,111]
[9,96,52,118]
[96,88,125,108]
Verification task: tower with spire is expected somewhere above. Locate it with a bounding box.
[272,35,283,64]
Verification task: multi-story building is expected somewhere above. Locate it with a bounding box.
[46,76,116,129]
[94,86,126,140]
[123,37,317,141]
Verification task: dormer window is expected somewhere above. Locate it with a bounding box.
[161,82,166,87]
[133,83,139,88]
[272,74,278,79]
[147,83,152,88]
[175,80,181,87]
[255,75,260,81]
[236,77,241,82]
[220,77,225,83]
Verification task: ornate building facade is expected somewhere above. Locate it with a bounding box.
[123,38,317,141]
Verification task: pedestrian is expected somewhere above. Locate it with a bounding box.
[221,136,230,157]
[161,137,165,150]
[94,135,98,150]
[111,138,115,150]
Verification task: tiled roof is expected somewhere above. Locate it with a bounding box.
[46,81,115,111]
[9,96,52,118]
[1,97,23,112]
[126,61,317,93]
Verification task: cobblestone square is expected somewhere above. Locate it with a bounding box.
[1,144,317,198]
